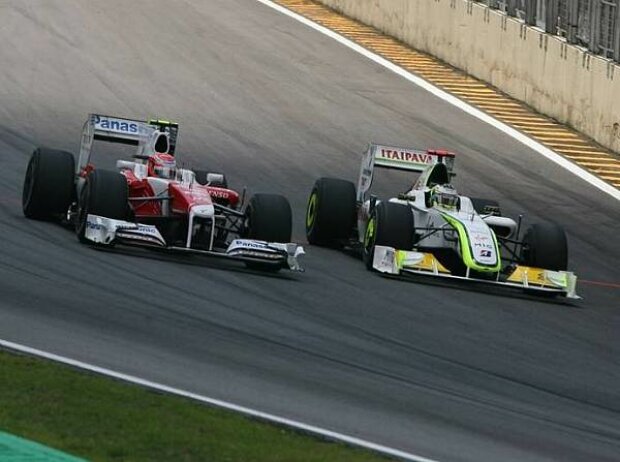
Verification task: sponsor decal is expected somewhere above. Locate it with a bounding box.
[379,149,433,164]
[231,240,268,249]
[208,189,230,199]
[471,232,490,242]
[136,224,159,235]
[508,267,568,288]
[401,252,425,267]
[117,232,162,245]
[479,249,493,258]
[86,220,104,230]
[94,115,139,134]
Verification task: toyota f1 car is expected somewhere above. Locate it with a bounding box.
[23,114,303,272]
[305,143,579,298]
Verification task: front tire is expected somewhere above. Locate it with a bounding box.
[76,170,129,243]
[22,147,75,221]
[363,202,415,270]
[306,177,356,247]
[521,222,568,271]
[243,194,293,272]
[245,194,292,243]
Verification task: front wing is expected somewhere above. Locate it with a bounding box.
[372,245,579,299]
[84,214,304,271]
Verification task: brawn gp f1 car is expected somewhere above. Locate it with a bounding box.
[22,114,303,272]
[305,143,578,298]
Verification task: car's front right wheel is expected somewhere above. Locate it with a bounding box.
[306,177,356,247]
[243,193,293,272]
[22,147,75,221]
[521,222,568,271]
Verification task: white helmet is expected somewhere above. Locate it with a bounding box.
[431,184,459,210]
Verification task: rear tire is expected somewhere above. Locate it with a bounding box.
[76,170,129,243]
[521,222,568,271]
[470,198,501,216]
[363,202,415,270]
[194,170,228,188]
[22,147,75,221]
[306,178,356,247]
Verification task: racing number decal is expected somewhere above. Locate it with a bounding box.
[306,192,318,229]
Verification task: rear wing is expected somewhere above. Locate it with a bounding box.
[78,114,179,174]
[357,143,456,202]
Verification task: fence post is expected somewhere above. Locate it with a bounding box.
[507,0,517,15]
[567,0,579,42]
[615,0,620,61]
[525,0,537,24]
[589,0,601,53]
[546,0,559,32]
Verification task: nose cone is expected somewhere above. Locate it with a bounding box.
[190,204,215,218]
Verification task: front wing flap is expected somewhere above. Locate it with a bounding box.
[84,214,304,271]
[372,245,579,299]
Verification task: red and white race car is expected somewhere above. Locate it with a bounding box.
[22,114,303,272]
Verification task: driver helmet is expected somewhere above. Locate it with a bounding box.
[431,184,459,210]
[147,153,177,179]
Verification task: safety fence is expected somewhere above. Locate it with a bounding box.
[483,0,620,60]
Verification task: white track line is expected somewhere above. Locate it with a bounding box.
[0,339,439,462]
[255,0,620,202]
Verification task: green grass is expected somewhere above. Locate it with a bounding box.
[0,350,392,462]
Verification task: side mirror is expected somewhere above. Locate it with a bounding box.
[424,190,432,208]
[206,173,225,185]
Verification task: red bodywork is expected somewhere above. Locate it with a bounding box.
[119,169,240,218]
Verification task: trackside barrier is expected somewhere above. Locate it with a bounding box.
[315,0,620,155]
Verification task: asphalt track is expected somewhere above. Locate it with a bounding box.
[0,1,619,461]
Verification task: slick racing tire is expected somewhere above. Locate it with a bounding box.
[76,170,129,243]
[470,198,502,216]
[363,202,415,270]
[306,177,356,247]
[22,147,75,221]
[244,194,293,272]
[245,194,292,243]
[194,170,228,188]
[521,222,568,271]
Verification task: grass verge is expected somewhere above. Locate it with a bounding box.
[0,349,392,462]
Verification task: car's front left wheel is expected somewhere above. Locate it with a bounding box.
[76,169,129,243]
[363,202,415,270]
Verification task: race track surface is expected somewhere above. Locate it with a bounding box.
[0,2,619,461]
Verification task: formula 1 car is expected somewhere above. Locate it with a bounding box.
[305,143,578,298]
[22,114,303,272]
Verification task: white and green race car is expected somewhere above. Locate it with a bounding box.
[305,143,579,299]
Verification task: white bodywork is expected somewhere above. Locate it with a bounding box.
[372,245,579,299]
[354,143,578,298]
[84,214,305,271]
[391,192,504,270]
[356,143,457,243]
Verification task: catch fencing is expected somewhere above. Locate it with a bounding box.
[482,0,620,60]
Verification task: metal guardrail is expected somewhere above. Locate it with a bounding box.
[478,0,620,61]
